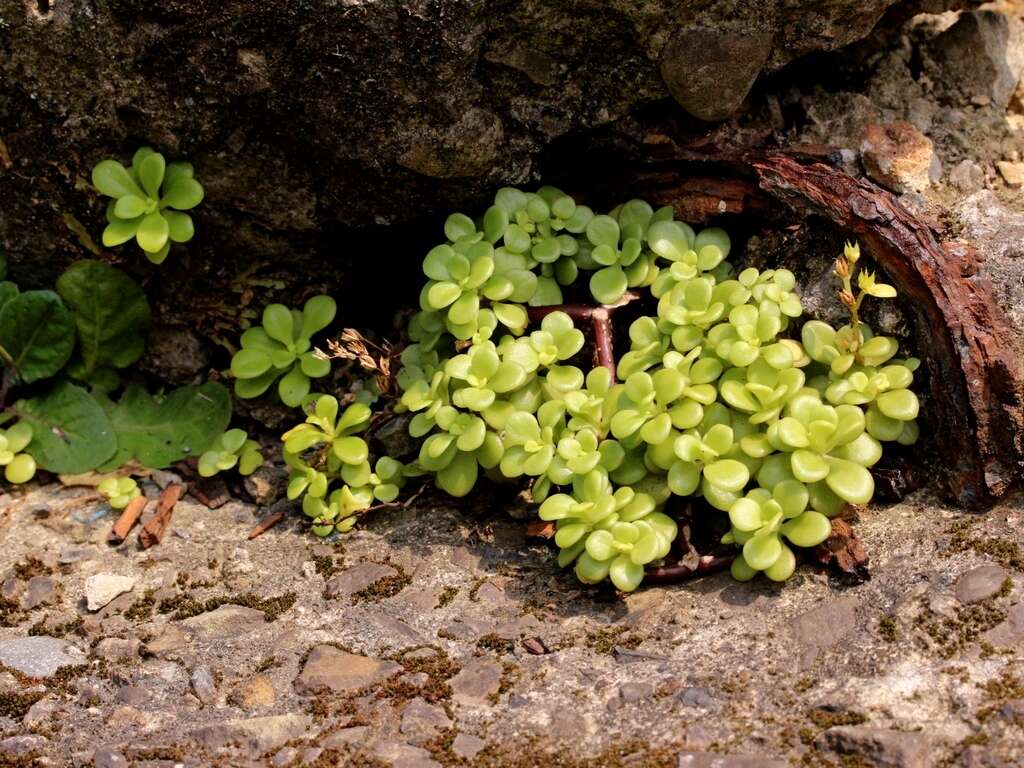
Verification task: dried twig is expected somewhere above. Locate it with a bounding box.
[318,328,399,395]
[643,554,734,584]
[107,496,148,545]
[248,508,287,540]
[138,483,185,549]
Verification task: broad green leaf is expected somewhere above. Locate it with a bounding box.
[17,381,116,473]
[56,260,152,378]
[164,210,195,243]
[0,290,75,383]
[99,382,231,470]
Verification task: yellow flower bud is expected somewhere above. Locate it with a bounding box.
[844,241,861,264]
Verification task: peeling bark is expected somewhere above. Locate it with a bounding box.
[625,148,1023,508]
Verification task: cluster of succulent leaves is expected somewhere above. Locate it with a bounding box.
[288,189,920,592]
[93,147,204,264]
[98,476,141,510]
[198,429,264,478]
[229,296,337,407]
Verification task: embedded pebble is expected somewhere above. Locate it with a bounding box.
[84,573,135,611]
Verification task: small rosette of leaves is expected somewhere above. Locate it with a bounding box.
[93,147,204,264]
[0,422,36,484]
[198,429,263,477]
[723,482,832,582]
[539,469,677,592]
[98,476,141,510]
[231,295,337,407]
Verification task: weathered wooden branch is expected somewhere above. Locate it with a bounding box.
[138,483,185,549]
[622,146,1024,507]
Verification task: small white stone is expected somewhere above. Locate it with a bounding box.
[84,573,136,611]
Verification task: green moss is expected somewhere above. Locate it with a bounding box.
[489,661,522,704]
[0,689,44,720]
[160,591,297,621]
[435,586,458,608]
[584,626,641,654]
[946,519,1023,572]
[351,563,410,604]
[29,616,84,638]
[806,708,867,730]
[878,616,899,642]
[913,597,1007,659]
[125,588,157,621]
[476,633,514,655]
[11,556,53,580]
[312,554,339,578]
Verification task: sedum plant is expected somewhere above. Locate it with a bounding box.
[0,422,36,484]
[270,185,920,592]
[230,295,337,407]
[92,147,204,264]
[98,476,141,510]
[198,429,264,477]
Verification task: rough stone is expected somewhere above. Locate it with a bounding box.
[322,727,370,749]
[0,636,81,678]
[92,746,128,768]
[677,753,787,767]
[294,645,400,694]
[997,160,1024,188]
[58,546,97,565]
[193,714,312,754]
[816,726,929,768]
[373,740,440,768]
[954,565,1009,604]
[22,576,56,609]
[860,122,941,193]
[142,624,189,657]
[0,735,48,756]
[619,682,655,702]
[983,601,1024,646]
[84,573,136,612]
[400,697,452,740]
[789,596,860,668]
[925,10,1024,110]
[325,562,399,600]
[678,686,716,709]
[948,159,985,192]
[1,0,973,300]
[243,464,289,505]
[660,28,774,122]
[230,676,276,710]
[449,658,503,704]
[180,604,267,639]
[191,666,218,704]
[93,638,141,661]
[452,733,487,760]
[138,325,211,384]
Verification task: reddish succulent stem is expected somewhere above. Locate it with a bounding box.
[525,291,641,382]
[643,554,734,584]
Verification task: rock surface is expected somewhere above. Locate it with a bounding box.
[0,0,973,302]
[84,573,135,612]
[0,636,81,678]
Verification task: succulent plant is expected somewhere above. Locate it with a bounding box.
[264,188,921,591]
[230,295,336,406]
[198,429,263,477]
[0,422,36,484]
[93,147,204,264]
[98,476,141,509]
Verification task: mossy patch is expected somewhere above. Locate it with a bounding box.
[159,591,297,621]
[877,615,899,642]
[584,626,641,654]
[436,586,458,608]
[946,519,1023,572]
[476,633,514,655]
[351,562,411,604]
[913,596,1007,659]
